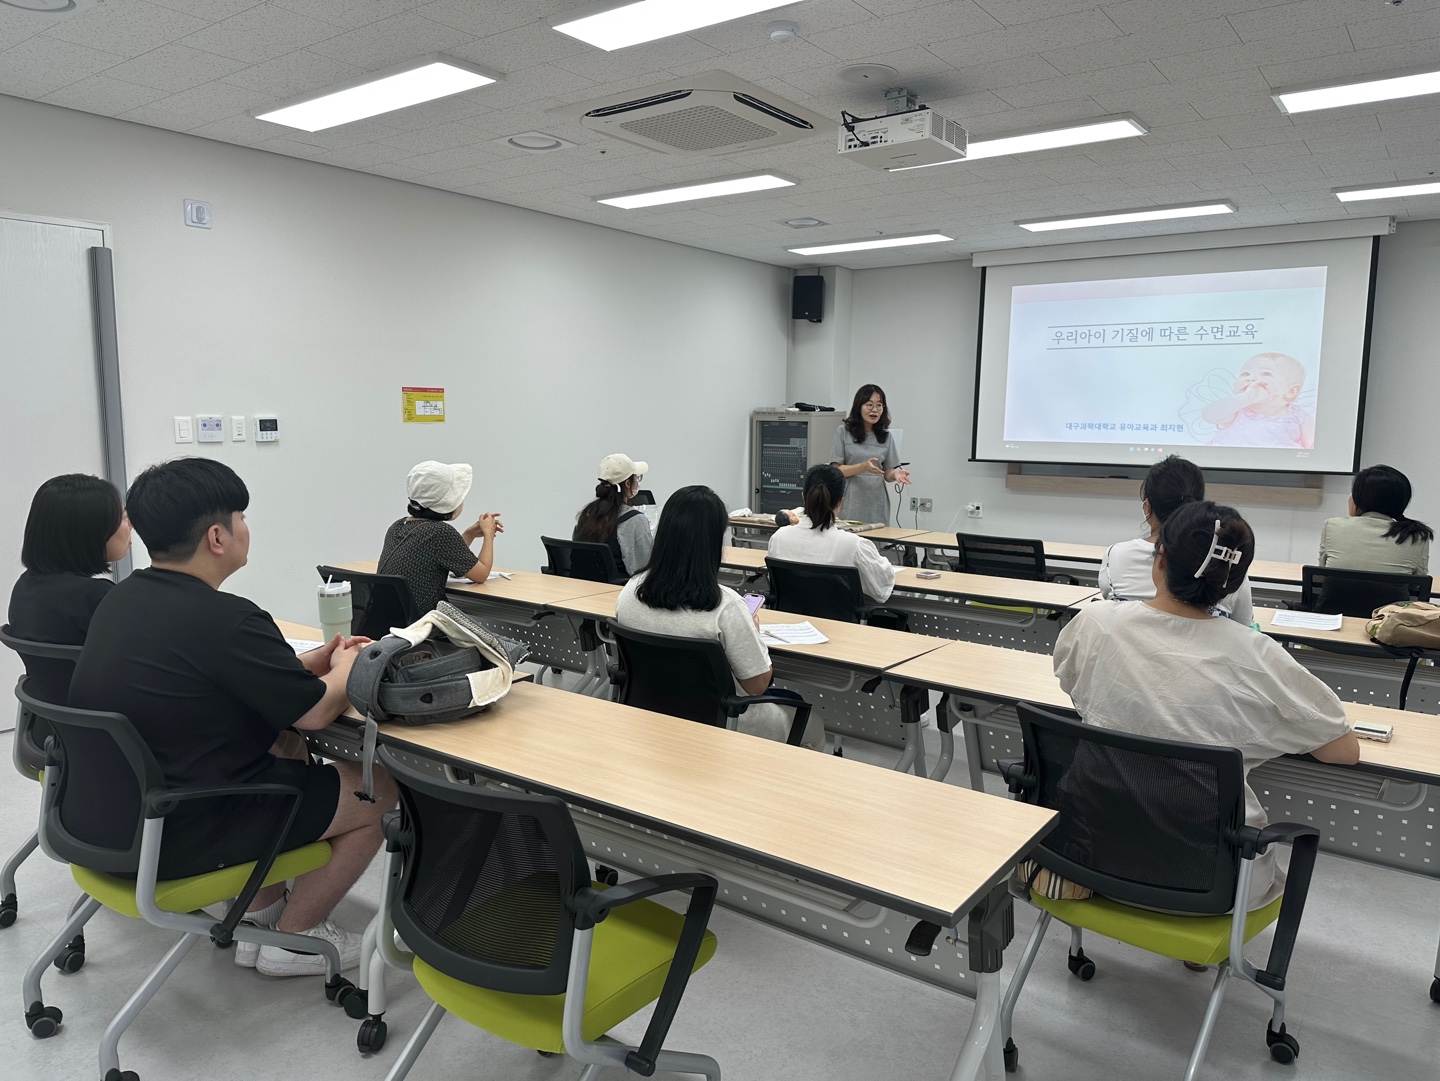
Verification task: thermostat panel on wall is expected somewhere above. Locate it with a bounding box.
[254,415,279,443]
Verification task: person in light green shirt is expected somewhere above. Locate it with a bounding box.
[1320,464,1432,575]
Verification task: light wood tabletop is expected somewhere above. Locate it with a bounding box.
[1040,541,1106,563]
[720,545,768,571]
[1254,606,1381,650]
[376,679,1056,924]
[327,559,621,607]
[886,640,1073,710]
[1342,702,1440,785]
[891,567,1099,610]
[864,526,930,541]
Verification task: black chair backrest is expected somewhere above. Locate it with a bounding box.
[1015,702,1246,915]
[1301,565,1432,618]
[609,624,737,729]
[316,566,419,639]
[16,676,159,874]
[379,745,589,996]
[954,533,1047,581]
[1,624,87,775]
[765,557,864,623]
[541,536,623,584]
[632,489,656,506]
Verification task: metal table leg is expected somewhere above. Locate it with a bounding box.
[949,882,1014,1081]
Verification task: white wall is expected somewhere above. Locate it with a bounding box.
[844,221,1440,563]
[0,94,789,621]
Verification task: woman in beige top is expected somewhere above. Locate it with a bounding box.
[1319,465,1432,575]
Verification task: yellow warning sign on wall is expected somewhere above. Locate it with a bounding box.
[402,386,445,423]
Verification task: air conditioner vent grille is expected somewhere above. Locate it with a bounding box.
[619,105,776,152]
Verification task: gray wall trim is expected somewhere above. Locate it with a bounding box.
[89,246,132,580]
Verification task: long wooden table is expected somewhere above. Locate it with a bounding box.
[282,617,1054,1080]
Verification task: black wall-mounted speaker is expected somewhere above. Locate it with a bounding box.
[792,275,824,323]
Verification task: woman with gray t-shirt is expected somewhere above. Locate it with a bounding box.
[830,384,911,526]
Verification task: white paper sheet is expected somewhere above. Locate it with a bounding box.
[759,621,829,645]
[286,638,324,655]
[1269,610,1344,631]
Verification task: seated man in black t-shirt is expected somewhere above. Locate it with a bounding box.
[69,459,396,977]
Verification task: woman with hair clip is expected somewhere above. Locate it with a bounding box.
[1320,464,1432,575]
[1055,501,1359,910]
[830,384,911,526]
[377,461,501,613]
[8,473,132,703]
[615,485,826,751]
[574,452,652,578]
[767,464,896,603]
[1099,455,1253,625]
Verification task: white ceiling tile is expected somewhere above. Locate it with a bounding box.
[311,141,413,167]
[104,41,250,92]
[1043,18,1241,77]
[0,35,125,93]
[956,99,1111,138]
[121,79,262,127]
[1152,24,1352,84]
[994,59,1167,109]
[38,74,171,116]
[1377,102,1440,132]
[805,3,1001,61]
[410,0,538,39]
[254,135,334,159]
[270,115,410,148]
[552,35,723,82]
[448,22,589,70]
[179,5,340,65]
[1228,0,1403,44]
[0,6,71,51]
[304,10,473,68]
[1261,40,1440,89]
[1100,0,1289,34]
[686,1,877,53]
[274,0,425,32]
[42,0,211,56]
[189,112,302,145]
[929,9,1122,68]
[219,47,362,97]
[912,52,1064,96]
[1348,5,1440,51]
[394,144,510,175]
[665,39,847,82]
[146,0,265,22]
[0,70,68,100]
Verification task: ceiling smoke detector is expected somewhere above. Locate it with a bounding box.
[783,217,827,228]
[838,64,899,86]
[495,130,574,153]
[767,20,798,42]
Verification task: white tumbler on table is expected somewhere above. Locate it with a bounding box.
[317,580,353,642]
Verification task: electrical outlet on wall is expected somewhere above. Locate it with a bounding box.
[910,497,934,513]
[967,502,983,518]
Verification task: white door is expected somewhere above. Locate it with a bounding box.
[0,213,112,718]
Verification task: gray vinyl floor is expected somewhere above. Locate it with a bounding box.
[0,715,1437,1081]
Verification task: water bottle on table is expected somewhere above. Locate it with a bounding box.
[317,579,353,642]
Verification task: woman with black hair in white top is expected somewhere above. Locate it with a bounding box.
[767,464,895,603]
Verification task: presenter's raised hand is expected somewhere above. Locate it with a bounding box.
[861,457,884,476]
[892,468,912,485]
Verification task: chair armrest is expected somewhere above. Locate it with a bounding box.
[381,809,406,852]
[1231,822,1320,992]
[570,872,719,1078]
[723,693,813,747]
[144,780,305,946]
[862,606,910,632]
[997,758,1028,795]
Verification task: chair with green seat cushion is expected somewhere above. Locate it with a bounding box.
[999,703,1322,1081]
[373,746,721,1081]
[17,679,357,1081]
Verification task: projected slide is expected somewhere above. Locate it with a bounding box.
[1002,266,1327,452]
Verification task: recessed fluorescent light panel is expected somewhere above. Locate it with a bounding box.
[1334,179,1440,202]
[597,173,794,209]
[889,116,1147,172]
[253,55,498,132]
[1017,201,1236,232]
[788,233,952,256]
[1274,67,1440,114]
[551,0,803,51]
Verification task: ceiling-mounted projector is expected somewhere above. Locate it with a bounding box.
[838,89,967,171]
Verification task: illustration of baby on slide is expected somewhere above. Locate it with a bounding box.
[1181,352,1316,450]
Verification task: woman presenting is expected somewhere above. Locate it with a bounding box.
[830,384,911,525]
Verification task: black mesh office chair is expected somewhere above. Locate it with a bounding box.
[998,703,1320,1079]
[316,565,419,638]
[0,625,84,940]
[608,624,812,746]
[369,746,720,1080]
[632,489,656,506]
[952,533,1049,581]
[764,557,909,631]
[17,678,347,1072]
[1300,565,1432,618]
[541,537,627,585]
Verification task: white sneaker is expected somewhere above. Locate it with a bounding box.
[233,893,288,969]
[255,919,363,977]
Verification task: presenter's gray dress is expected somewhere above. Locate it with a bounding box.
[831,425,899,526]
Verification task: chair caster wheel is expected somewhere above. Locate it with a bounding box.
[1430,977,1440,1005]
[594,864,620,887]
[103,1069,139,1081]
[1266,1022,1299,1065]
[1003,1038,1018,1073]
[0,893,17,928]
[325,975,355,1004]
[26,1002,62,1038]
[357,1017,387,1055]
[537,1050,558,1057]
[1067,949,1096,981]
[336,984,368,1019]
[54,946,86,974]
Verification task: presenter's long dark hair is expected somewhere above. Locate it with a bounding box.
[635,485,726,612]
[844,384,891,444]
[1353,465,1434,545]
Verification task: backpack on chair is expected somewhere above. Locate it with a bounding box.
[346,600,528,800]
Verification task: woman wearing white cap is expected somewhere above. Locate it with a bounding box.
[377,461,502,612]
[574,452,652,578]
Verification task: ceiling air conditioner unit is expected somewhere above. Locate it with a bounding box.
[561,71,835,156]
